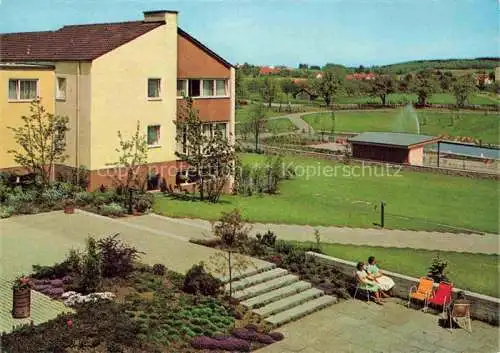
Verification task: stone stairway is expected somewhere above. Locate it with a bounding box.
[227,265,336,327]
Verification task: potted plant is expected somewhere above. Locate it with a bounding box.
[12,276,31,318]
[64,199,75,214]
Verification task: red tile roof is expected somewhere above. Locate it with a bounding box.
[0,21,165,61]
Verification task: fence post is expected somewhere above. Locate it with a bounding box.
[380,201,386,228]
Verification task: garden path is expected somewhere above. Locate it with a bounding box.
[143,213,499,255]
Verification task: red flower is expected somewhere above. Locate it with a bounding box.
[66,319,73,328]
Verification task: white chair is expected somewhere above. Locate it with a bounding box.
[353,270,371,302]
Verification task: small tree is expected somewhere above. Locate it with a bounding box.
[410,70,438,106]
[248,103,267,152]
[204,129,236,203]
[261,77,280,108]
[369,75,396,105]
[8,100,69,188]
[78,236,102,293]
[176,98,234,203]
[209,209,254,297]
[281,78,298,111]
[452,74,476,108]
[313,71,343,107]
[108,121,148,212]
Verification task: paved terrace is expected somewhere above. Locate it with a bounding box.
[258,299,499,353]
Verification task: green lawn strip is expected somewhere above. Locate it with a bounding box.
[302,109,500,144]
[154,154,499,234]
[290,241,499,298]
[265,118,297,133]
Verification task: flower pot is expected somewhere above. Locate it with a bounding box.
[64,205,75,214]
[12,288,31,319]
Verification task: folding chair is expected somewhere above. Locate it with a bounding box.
[408,277,434,310]
[427,282,453,314]
[353,270,371,302]
[449,303,472,333]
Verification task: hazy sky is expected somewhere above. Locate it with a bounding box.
[0,0,498,67]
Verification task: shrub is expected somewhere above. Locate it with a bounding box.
[256,230,276,247]
[134,193,152,213]
[75,191,95,206]
[99,202,126,217]
[98,234,142,278]
[152,264,166,276]
[255,333,275,344]
[31,261,72,279]
[0,205,15,219]
[183,263,222,296]
[273,240,296,255]
[78,237,102,293]
[427,255,449,283]
[159,177,168,192]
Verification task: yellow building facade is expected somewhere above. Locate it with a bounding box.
[0,64,55,169]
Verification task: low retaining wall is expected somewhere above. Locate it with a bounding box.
[306,252,500,325]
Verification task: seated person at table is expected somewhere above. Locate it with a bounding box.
[355,261,384,305]
[366,256,395,296]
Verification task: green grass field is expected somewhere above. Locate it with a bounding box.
[265,118,296,133]
[293,242,499,297]
[303,109,500,144]
[154,154,499,233]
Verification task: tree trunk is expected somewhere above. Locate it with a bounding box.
[228,250,232,297]
[381,94,386,106]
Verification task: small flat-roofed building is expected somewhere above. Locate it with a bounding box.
[348,132,439,166]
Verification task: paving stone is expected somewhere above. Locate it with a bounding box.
[232,274,299,301]
[241,281,312,309]
[227,267,288,292]
[253,288,325,318]
[264,295,336,326]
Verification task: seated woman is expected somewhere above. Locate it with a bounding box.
[366,256,395,296]
[355,261,383,305]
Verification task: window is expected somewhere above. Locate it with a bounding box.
[215,80,227,96]
[147,125,160,146]
[202,80,214,96]
[189,79,201,97]
[215,123,227,138]
[177,80,187,97]
[147,78,161,99]
[202,123,213,138]
[56,77,67,100]
[8,79,38,100]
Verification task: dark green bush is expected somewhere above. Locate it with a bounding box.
[152,263,166,276]
[98,233,142,278]
[183,263,222,296]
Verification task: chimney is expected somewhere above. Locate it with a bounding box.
[143,10,178,24]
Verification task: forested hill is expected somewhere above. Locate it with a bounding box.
[375,58,499,75]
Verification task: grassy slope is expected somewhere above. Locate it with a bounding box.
[154,154,499,233]
[303,109,500,144]
[294,242,499,297]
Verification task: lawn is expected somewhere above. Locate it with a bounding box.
[154,154,499,234]
[291,242,499,297]
[265,118,296,133]
[302,109,500,144]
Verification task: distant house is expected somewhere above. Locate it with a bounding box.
[475,73,493,86]
[294,87,318,101]
[345,73,377,81]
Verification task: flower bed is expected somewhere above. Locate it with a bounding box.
[2,237,284,352]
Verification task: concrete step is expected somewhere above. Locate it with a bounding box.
[241,281,312,309]
[220,262,276,283]
[227,268,288,292]
[232,274,299,301]
[264,295,337,327]
[253,288,324,318]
